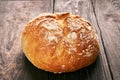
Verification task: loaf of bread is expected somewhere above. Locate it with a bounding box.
[22,13,99,73]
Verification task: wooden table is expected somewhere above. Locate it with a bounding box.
[0,0,120,80]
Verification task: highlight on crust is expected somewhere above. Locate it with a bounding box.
[22,13,99,73]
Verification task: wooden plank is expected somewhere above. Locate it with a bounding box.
[0,1,53,80]
[54,0,112,80]
[92,0,120,80]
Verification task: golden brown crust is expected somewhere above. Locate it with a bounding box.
[22,13,99,73]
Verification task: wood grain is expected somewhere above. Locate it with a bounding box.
[0,1,53,80]
[92,0,120,80]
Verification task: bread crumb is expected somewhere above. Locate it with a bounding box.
[53,71,62,74]
[78,58,80,60]
[77,44,80,46]
[52,46,55,49]
[61,65,65,69]
[85,49,89,51]
[82,50,85,53]
[54,72,57,74]
[91,35,94,38]
[87,26,92,30]
[86,54,92,57]
[69,44,72,47]
[88,45,91,48]
[68,51,71,54]
[58,72,62,74]
[78,53,83,55]
[88,45,92,49]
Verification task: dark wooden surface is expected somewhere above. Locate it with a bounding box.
[0,0,120,80]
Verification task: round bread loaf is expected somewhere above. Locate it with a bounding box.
[22,13,99,73]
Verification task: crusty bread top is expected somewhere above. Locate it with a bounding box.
[22,13,99,72]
